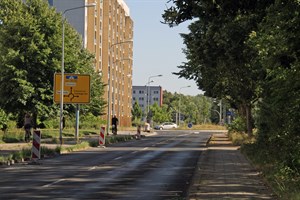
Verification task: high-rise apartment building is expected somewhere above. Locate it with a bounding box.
[49,0,134,127]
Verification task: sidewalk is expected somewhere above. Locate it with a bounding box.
[188,133,276,200]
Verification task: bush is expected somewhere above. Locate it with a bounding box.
[228,131,252,146]
[42,118,60,129]
[2,131,23,143]
[80,113,105,129]
[227,116,247,133]
[0,109,9,132]
[243,144,300,199]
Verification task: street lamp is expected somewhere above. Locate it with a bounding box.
[143,80,153,120]
[178,85,191,126]
[59,3,96,145]
[212,99,222,124]
[112,58,132,127]
[146,75,163,121]
[107,40,133,135]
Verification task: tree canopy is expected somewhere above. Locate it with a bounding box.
[0,0,105,126]
[162,0,275,134]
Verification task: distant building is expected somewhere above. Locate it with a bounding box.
[132,86,163,112]
[49,0,133,126]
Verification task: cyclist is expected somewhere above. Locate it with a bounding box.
[111,115,118,135]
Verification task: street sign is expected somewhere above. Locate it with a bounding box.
[188,123,193,128]
[53,73,90,104]
[226,111,232,116]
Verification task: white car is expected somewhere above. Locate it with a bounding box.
[155,122,178,130]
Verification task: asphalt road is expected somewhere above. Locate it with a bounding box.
[0,130,211,200]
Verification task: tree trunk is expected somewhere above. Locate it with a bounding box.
[32,112,38,129]
[238,103,253,136]
[245,104,253,136]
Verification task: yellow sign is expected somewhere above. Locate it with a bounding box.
[54,73,90,104]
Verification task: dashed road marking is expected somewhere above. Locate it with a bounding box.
[42,179,65,188]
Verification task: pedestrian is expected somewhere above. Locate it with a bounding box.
[111,115,118,135]
[24,113,32,142]
[136,124,141,140]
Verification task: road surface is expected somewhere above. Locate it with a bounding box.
[0,130,211,199]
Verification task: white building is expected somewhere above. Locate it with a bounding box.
[132,86,163,112]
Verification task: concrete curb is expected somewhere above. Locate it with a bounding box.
[186,137,210,199]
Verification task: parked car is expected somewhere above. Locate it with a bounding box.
[154,122,178,130]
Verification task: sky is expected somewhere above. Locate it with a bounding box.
[124,0,203,96]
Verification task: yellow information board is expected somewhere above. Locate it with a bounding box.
[54,73,90,104]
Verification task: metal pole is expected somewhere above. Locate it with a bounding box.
[59,17,65,145]
[75,104,80,142]
[219,99,222,124]
[106,56,112,135]
[146,75,163,121]
[147,77,151,117]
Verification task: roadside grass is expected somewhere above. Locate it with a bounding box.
[227,131,300,199]
[242,143,300,200]
[177,124,226,130]
[227,131,256,146]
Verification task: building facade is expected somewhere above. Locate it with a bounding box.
[49,0,134,127]
[132,86,163,113]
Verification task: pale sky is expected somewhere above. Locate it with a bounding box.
[124,0,203,96]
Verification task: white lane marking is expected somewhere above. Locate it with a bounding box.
[142,147,149,150]
[42,179,65,188]
[88,166,96,171]
[114,156,122,160]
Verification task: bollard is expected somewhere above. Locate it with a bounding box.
[31,130,41,163]
[99,126,105,147]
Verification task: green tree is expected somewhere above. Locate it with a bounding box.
[249,0,300,173]
[150,103,170,124]
[193,95,212,124]
[0,109,9,132]
[0,0,105,125]
[163,90,213,125]
[162,0,274,134]
[131,101,143,126]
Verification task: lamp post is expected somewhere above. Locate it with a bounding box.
[178,85,191,126]
[113,58,132,127]
[212,99,222,124]
[144,80,153,120]
[60,3,96,145]
[107,40,133,135]
[146,75,162,121]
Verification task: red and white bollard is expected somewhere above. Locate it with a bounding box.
[99,126,105,147]
[31,130,41,163]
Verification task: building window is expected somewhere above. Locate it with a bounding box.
[133,90,136,94]
[154,91,159,94]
